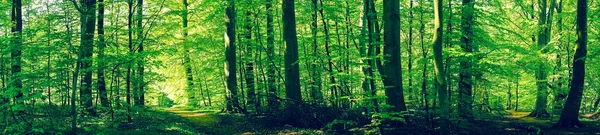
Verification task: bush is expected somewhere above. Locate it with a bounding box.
[323,119,357,134]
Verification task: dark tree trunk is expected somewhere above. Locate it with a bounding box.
[11,0,24,109]
[282,0,302,124]
[97,0,109,107]
[225,0,243,113]
[382,0,407,112]
[80,0,97,116]
[553,0,587,128]
[135,0,145,106]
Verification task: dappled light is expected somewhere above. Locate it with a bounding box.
[1,0,599,134]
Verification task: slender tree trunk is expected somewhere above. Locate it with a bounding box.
[407,0,414,106]
[244,0,257,112]
[553,0,587,128]
[11,0,24,109]
[97,0,109,107]
[433,0,449,118]
[265,0,279,112]
[515,77,519,111]
[182,0,196,106]
[126,0,134,122]
[135,0,145,106]
[458,0,474,120]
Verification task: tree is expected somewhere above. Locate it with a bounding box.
[265,0,279,112]
[224,0,243,113]
[282,0,302,123]
[135,0,145,106]
[79,0,97,116]
[182,0,195,106]
[97,0,109,107]
[529,0,556,118]
[243,0,257,112]
[553,0,587,128]
[10,0,24,109]
[458,0,475,120]
[382,0,407,112]
[433,0,449,117]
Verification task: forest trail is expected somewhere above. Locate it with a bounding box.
[495,111,600,135]
[163,108,321,135]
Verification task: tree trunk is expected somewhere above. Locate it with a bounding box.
[407,0,414,106]
[265,0,279,112]
[244,0,257,112]
[433,0,449,117]
[135,0,145,106]
[225,0,243,113]
[282,0,302,124]
[97,0,109,107]
[458,0,474,120]
[309,0,323,104]
[553,0,587,128]
[11,0,24,109]
[80,0,97,116]
[182,0,196,106]
[529,0,555,118]
[382,0,407,112]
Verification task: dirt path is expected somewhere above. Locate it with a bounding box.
[163,108,321,135]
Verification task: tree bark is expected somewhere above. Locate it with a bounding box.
[433,0,449,117]
[182,0,196,106]
[97,0,109,107]
[553,0,587,128]
[225,0,243,113]
[282,0,302,124]
[80,0,97,116]
[135,0,145,106]
[11,0,24,110]
[382,0,407,112]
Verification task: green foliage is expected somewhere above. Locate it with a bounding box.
[323,119,357,134]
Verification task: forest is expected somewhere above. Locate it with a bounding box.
[0,0,599,134]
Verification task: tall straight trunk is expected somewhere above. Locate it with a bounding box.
[182,0,196,105]
[433,0,449,117]
[80,0,97,116]
[11,0,24,107]
[382,0,407,112]
[135,0,145,106]
[553,0,587,128]
[97,0,109,107]
[282,0,302,123]
[225,0,243,113]
[126,0,133,122]
[365,0,380,113]
[407,0,414,105]
[310,0,323,104]
[529,0,555,118]
[360,0,376,112]
[265,0,279,112]
[244,0,257,111]
[419,0,431,125]
[458,0,474,120]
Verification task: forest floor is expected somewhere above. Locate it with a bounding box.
[116,107,600,135]
[163,107,322,135]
